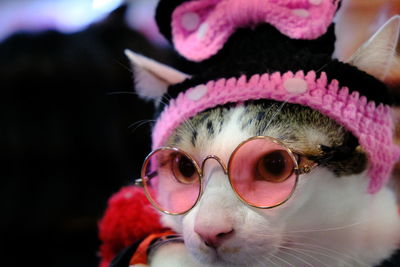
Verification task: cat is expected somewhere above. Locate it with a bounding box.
[147,102,398,267]
[125,15,400,267]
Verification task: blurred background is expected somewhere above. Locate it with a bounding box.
[0,0,189,266]
[0,0,398,266]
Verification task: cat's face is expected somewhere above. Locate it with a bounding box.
[159,101,371,266]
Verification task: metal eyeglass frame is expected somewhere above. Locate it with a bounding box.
[135,136,318,215]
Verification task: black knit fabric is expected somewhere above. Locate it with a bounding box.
[155,0,189,42]
[154,23,392,116]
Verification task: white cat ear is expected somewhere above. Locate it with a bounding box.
[347,15,400,88]
[124,49,191,105]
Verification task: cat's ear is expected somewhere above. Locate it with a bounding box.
[347,15,400,89]
[124,49,191,105]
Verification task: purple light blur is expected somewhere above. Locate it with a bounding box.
[0,0,122,42]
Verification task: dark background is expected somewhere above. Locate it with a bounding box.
[0,6,190,267]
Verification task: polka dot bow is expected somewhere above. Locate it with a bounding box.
[171,0,340,61]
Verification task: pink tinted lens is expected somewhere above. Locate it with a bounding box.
[229,138,297,208]
[142,149,201,214]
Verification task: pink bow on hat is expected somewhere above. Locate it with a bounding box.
[171,0,340,61]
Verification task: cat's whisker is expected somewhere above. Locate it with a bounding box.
[271,234,360,267]
[161,93,171,102]
[160,92,175,104]
[315,62,330,74]
[255,103,276,135]
[113,58,133,73]
[274,243,329,267]
[157,97,172,108]
[274,247,314,267]
[171,125,197,145]
[261,255,277,267]
[258,254,277,267]
[262,101,288,133]
[128,119,156,133]
[278,242,350,267]
[284,219,367,234]
[182,120,198,137]
[295,246,355,267]
[161,92,175,103]
[274,230,371,266]
[289,244,356,267]
[278,238,366,267]
[269,253,294,267]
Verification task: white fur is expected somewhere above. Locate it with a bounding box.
[124,49,190,105]
[150,107,400,267]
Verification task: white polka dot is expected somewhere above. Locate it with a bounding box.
[197,23,208,40]
[292,9,310,18]
[181,12,200,31]
[124,192,133,199]
[187,85,208,101]
[309,0,322,5]
[284,78,308,94]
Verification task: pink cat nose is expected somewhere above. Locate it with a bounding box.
[194,225,234,248]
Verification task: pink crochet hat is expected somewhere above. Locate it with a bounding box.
[152,71,400,194]
[151,0,400,193]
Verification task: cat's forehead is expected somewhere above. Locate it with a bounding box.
[166,101,345,159]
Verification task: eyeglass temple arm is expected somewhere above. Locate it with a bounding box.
[134,179,144,187]
[296,159,319,175]
[134,170,158,187]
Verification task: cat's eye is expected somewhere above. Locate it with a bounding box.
[172,153,198,184]
[140,136,316,215]
[141,148,202,214]
[255,150,294,183]
[228,136,298,209]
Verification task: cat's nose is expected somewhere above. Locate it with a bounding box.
[194,225,234,248]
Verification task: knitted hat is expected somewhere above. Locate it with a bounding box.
[127,0,400,194]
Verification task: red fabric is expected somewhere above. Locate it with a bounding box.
[129,230,176,265]
[98,186,163,267]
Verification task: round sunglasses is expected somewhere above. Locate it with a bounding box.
[135,136,318,215]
